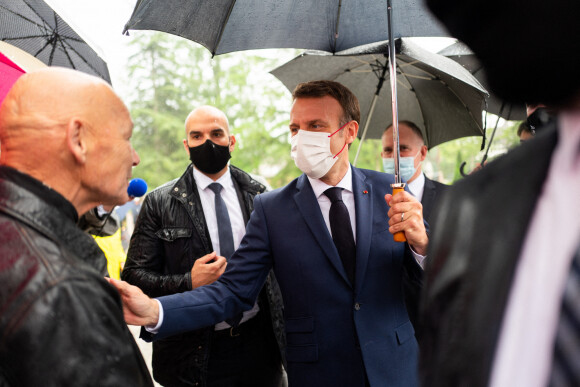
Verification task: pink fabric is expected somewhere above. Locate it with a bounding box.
[1,52,25,104]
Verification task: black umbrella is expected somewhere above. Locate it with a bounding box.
[0,0,111,82]
[438,42,525,121]
[123,0,452,242]
[123,0,449,55]
[271,38,488,157]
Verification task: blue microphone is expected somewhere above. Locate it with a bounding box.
[127,178,148,198]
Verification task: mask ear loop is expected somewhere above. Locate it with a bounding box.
[329,121,351,159]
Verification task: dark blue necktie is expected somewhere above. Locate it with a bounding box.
[208,182,241,327]
[324,187,356,285]
[208,183,234,259]
[549,242,580,386]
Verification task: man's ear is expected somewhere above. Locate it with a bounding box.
[183,139,190,154]
[228,135,236,152]
[420,144,428,161]
[346,121,359,144]
[66,118,87,164]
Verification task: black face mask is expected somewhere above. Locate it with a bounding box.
[189,139,231,175]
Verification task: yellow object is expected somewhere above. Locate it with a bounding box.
[391,184,407,243]
[94,228,126,280]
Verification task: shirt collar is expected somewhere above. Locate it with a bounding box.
[408,171,425,199]
[193,165,233,190]
[307,164,353,199]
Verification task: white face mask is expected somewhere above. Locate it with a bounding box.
[290,129,346,179]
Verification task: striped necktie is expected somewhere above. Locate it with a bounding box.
[549,242,580,386]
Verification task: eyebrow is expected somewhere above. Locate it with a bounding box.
[289,119,329,127]
[188,128,226,135]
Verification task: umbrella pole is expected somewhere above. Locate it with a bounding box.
[387,0,406,243]
[353,61,389,166]
[353,94,379,166]
[459,102,506,176]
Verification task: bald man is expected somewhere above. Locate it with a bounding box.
[121,106,285,387]
[0,68,153,386]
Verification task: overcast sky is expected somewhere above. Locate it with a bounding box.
[45,0,138,90]
[43,0,455,99]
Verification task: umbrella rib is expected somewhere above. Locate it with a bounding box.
[332,0,343,53]
[0,5,52,34]
[57,36,108,78]
[211,0,238,57]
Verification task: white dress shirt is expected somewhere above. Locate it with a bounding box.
[407,171,425,201]
[307,164,426,267]
[490,111,580,387]
[192,167,260,329]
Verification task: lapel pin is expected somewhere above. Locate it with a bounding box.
[363,190,368,194]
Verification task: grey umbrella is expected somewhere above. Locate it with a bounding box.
[438,42,525,121]
[271,38,488,155]
[0,0,111,82]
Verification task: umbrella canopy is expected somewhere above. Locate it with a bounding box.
[0,0,110,82]
[438,42,525,121]
[271,38,488,149]
[0,41,45,103]
[123,0,449,55]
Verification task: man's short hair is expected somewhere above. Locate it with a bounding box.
[292,80,361,126]
[517,121,532,137]
[385,120,426,146]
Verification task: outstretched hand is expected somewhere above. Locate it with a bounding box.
[106,278,160,327]
[385,190,428,255]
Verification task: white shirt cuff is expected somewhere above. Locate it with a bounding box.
[409,245,427,269]
[144,299,164,334]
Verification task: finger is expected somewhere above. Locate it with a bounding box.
[197,252,218,264]
[384,193,393,206]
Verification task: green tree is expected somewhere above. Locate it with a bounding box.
[124,32,300,189]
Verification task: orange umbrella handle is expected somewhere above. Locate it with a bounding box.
[391,185,407,243]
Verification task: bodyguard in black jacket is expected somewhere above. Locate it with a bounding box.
[122,106,285,387]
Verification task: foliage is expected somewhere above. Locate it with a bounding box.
[122,32,523,190]
[124,32,300,190]
[423,116,521,184]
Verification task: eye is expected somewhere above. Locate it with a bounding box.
[289,127,299,134]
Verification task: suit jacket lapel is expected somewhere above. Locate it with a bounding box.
[421,175,436,221]
[294,174,351,285]
[352,167,373,293]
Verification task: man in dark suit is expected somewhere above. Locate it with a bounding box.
[381,120,448,225]
[121,106,285,387]
[381,120,448,327]
[110,80,429,387]
[418,0,580,386]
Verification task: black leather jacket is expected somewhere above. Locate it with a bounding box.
[122,164,286,387]
[0,167,153,386]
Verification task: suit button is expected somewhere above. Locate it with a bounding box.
[354,302,361,311]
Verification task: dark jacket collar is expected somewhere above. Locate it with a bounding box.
[0,166,78,222]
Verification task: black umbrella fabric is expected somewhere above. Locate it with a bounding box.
[123,0,449,55]
[438,42,525,121]
[271,38,488,150]
[0,0,111,82]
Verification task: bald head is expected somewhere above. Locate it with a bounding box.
[185,105,230,135]
[0,67,139,215]
[183,105,235,180]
